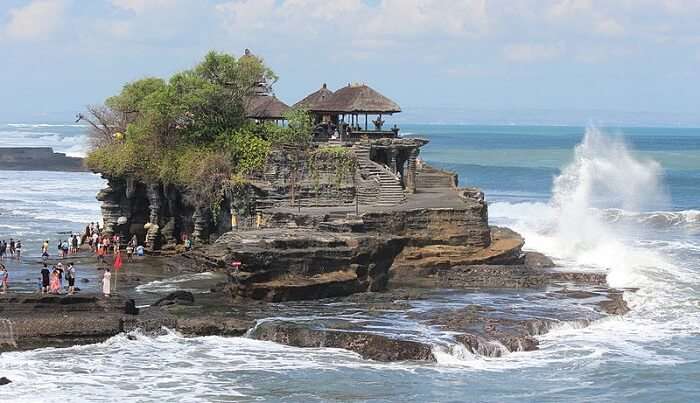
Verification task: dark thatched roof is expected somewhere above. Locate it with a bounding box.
[313,84,401,114]
[293,83,334,109]
[245,95,291,120]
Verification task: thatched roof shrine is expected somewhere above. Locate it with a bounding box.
[294,83,335,109]
[312,84,401,114]
[245,95,291,120]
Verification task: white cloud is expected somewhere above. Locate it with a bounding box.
[504,43,563,63]
[111,0,179,14]
[3,0,67,41]
[595,17,625,36]
[215,0,277,31]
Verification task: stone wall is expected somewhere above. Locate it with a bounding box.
[261,148,356,208]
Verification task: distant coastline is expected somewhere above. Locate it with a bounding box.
[0,147,86,172]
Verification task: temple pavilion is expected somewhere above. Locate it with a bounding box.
[295,83,402,142]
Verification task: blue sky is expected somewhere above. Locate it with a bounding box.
[1,0,699,125]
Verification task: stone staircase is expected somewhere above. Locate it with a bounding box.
[415,163,457,189]
[353,143,406,207]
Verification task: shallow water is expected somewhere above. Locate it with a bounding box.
[0,123,699,402]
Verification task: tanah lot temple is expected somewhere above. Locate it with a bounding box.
[244,76,453,204]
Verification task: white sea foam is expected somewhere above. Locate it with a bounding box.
[135,272,221,294]
[484,127,700,366]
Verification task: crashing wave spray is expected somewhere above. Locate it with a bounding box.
[522,127,671,287]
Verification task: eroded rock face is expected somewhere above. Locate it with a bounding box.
[189,229,407,302]
[0,294,138,352]
[248,320,435,362]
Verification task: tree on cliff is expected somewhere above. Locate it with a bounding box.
[83,51,313,214]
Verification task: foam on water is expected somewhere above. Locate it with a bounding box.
[1,123,89,157]
[1,124,699,401]
[485,127,700,367]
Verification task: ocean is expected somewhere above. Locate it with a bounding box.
[0,122,699,402]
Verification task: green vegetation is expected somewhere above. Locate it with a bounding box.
[82,50,314,210]
[310,146,357,188]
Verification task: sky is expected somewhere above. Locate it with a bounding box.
[0,0,699,126]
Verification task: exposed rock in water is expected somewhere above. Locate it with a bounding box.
[524,251,556,268]
[598,289,630,315]
[153,291,195,307]
[0,377,11,386]
[248,320,435,362]
[176,317,254,337]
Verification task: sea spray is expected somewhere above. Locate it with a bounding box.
[490,126,700,349]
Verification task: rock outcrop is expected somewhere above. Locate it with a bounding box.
[178,187,508,302]
[0,147,86,172]
[248,320,435,361]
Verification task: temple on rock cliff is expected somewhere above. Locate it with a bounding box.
[97,51,457,253]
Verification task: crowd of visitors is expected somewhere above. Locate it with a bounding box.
[0,239,22,260]
[39,262,77,295]
[0,221,149,297]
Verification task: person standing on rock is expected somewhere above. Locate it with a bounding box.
[41,263,50,294]
[102,268,111,297]
[0,264,8,294]
[49,267,61,294]
[66,263,76,295]
[71,235,79,254]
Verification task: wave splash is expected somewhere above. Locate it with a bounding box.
[488,126,700,353]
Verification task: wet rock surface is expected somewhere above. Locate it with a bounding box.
[249,320,436,362]
[153,290,195,307]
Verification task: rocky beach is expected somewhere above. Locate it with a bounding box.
[0,181,630,361]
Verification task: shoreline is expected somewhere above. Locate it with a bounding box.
[0,248,630,361]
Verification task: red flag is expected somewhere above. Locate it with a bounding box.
[114,252,123,271]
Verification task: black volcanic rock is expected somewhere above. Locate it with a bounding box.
[153,291,195,307]
[248,320,435,362]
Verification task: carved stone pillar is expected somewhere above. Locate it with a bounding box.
[406,148,419,194]
[96,177,124,237]
[192,207,211,244]
[145,183,162,251]
[390,148,398,175]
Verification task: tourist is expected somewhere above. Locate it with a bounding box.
[102,268,111,297]
[49,267,61,294]
[42,240,49,255]
[41,263,50,294]
[66,263,76,295]
[9,239,15,258]
[125,242,134,263]
[96,241,106,264]
[0,241,5,260]
[71,235,79,254]
[0,264,8,294]
[57,239,64,259]
[56,263,64,290]
[112,234,120,255]
[15,240,21,259]
[62,239,70,258]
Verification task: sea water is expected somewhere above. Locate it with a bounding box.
[0,122,699,402]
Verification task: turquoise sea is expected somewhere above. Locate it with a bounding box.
[0,122,699,402]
